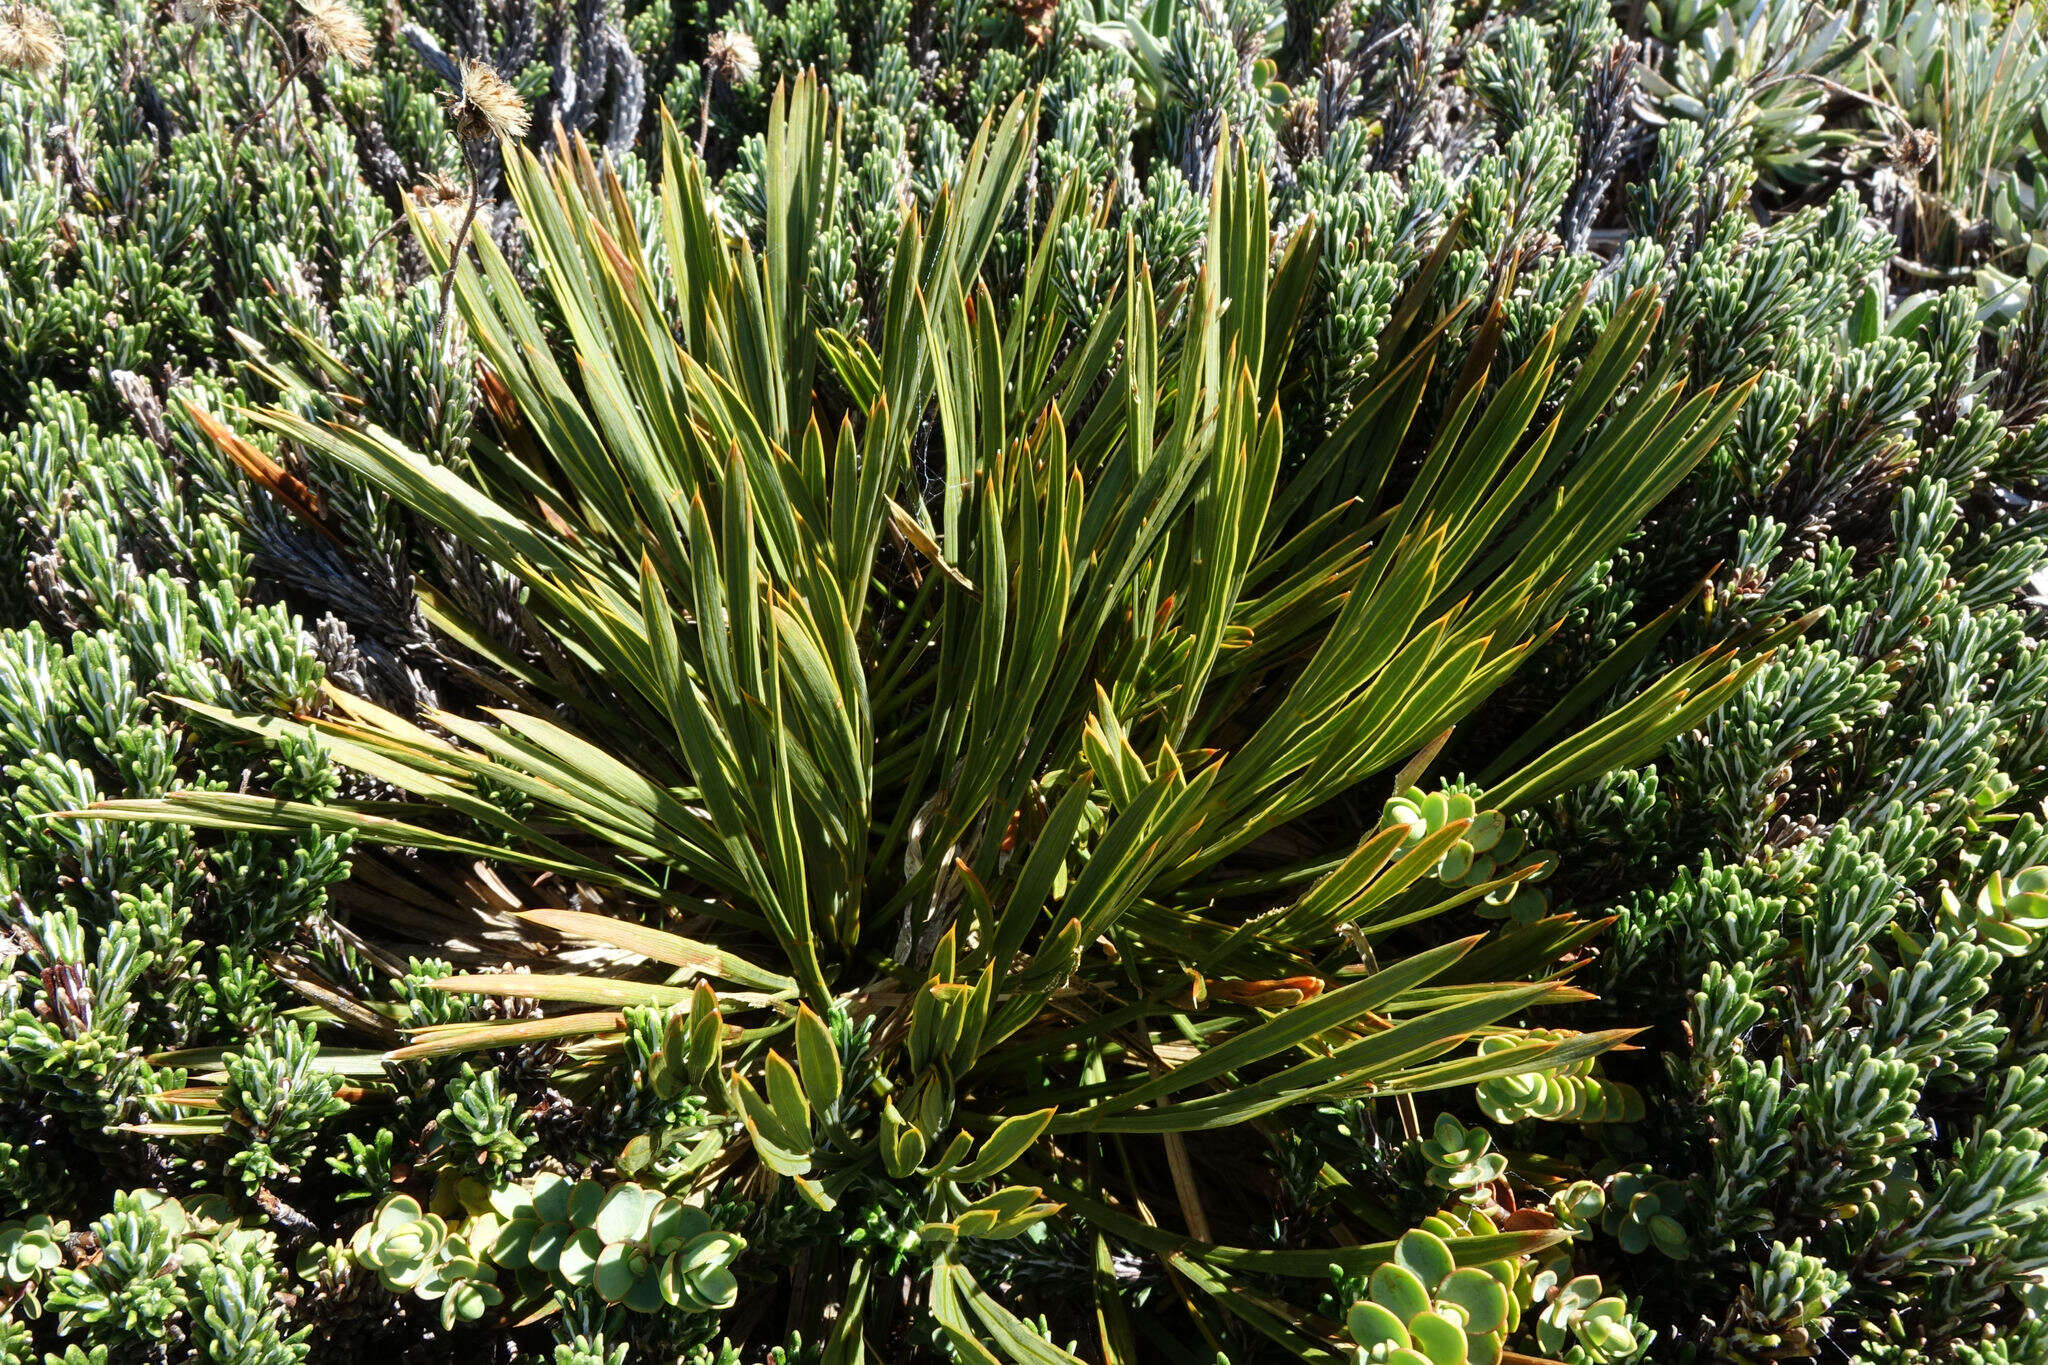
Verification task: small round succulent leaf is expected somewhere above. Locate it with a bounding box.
[530,1175,572,1223]
[593,1242,636,1303]
[691,1263,739,1311]
[1482,1258,1520,1296]
[594,1185,655,1244]
[444,1279,502,1328]
[1984,921,2031,953]
[646,1198,689,1252]
[374,1196,424,1236]
[659,1253,689,1309]
[380,1257,428,1292]
[1581,1312,1637,1357]
[555,1228,603,1286]
[674,1204,713,1239]
[1466,811,1504,852]
[1348,1301,1412,1350]
[675,1231,744,1279]
[1408,1310,1469,1365]
[1385,798,1424,837]
[624,1269,664,1314]
[1392,1230,1456,1289]
[1370,1262,1433,1323]
[487,1184,534,1222]
[1438,842,1474,881]
[412,1261,456,1299]
[528,1220,570,1273]
[1561,1275,1604,1309]
[1438,1268,1508,1333]
[492,1218,539,1267]
[566,1180,607,1226]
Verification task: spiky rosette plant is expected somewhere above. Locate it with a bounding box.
[97,78,1782,1360]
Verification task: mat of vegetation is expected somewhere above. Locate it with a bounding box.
[2,0,2047,1360]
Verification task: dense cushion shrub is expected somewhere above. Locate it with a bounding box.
[0,0,2045,1358]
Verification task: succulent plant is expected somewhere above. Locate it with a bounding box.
[347,1193,507,1328]
[1549,1181,1606,1240]
[0,1216,65,1320]
[1382,789,1507,886]
[491,1177,741,1314]
[1600,1170,1689,1260]
[1533,1273,1647,1362]
[1344,1229,1520,1365]
[1419,1115,1508,1197]
[412,1241,503,1329]
[1380,789,1564,924]
[1939,867,2048,957]
[0,1218,63,1285]
[350,1196,454,1294]
[488,1175,584,1282]
[1475,1034,1645,1124]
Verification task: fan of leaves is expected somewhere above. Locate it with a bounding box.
[103,77,1778,1362]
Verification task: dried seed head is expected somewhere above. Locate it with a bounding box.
[703,29,759,88]
[177,0,246,26]
[295,0,372,68]
[0,3,64,75]
[446,58,529,143]
[407,172,472,236]
[410,172,466,206]
[1889,127,1939,174]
